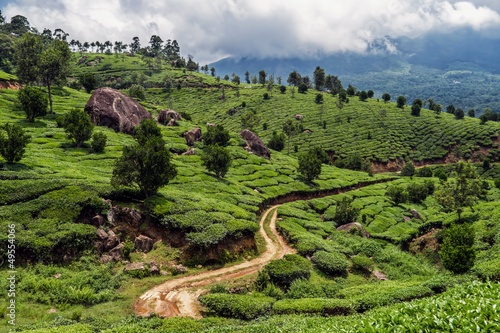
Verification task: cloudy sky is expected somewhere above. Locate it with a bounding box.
[1,0,500,64]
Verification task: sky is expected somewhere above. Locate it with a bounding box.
[1,0,500,64]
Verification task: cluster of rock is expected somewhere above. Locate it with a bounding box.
[123,261,160,276]
[183,127,202,146]
[158,109,182,126]
[336,222,371,238]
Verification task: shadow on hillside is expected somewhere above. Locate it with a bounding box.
[0,162,33,172]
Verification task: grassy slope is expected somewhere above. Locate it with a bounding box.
[1,53,500,330]
[70,53,500,164]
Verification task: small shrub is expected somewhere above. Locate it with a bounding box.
[351,255,373,272]
[201,144,232,178]
[91,132,107,153]
[312,251,348,276]
[128,84,145,100]
[386,185,408,205]
[440,223,475,273]
[254,270,271,292]
[0,123,31,164]
[199,293,274,320]
[401,162,415,176]
[18,86,48,122]
[262,283,284,300]
[333,197,359,226]
[416,166,433,177]
[279,85,286,93]
[263,93,269,100]
[62,108,94,147]
[203,124,230,147]
[264,254,312,288]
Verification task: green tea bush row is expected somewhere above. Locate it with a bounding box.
[199,293,275,319]
[273,298,354,316]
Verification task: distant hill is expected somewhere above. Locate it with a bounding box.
[210,29,500,115]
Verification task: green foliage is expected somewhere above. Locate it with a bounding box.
[201,144,232,178]
[134,118,162,146]
[434,162,480,220]
[279,85,286,94]
[298,83,308,93]
[312,250,348,276]
[91,131,107,153]
[203,124,230,147]
[128,84,145,100]
[415,166,433,177]
[297,151,322,181]
[264,254,313,288]
[62,108,94,147]
[401,162,415,176]
[397,96,406,108]
[274,298,354,315]
[0,123,31,163]
[351,254,373,272]
[240,110,260,131]
[200,293,274,320]
[111,136,177,198]
[382,93,391,103]
[333,197,360,226]
[79,72,97,93]
[267,131,285,151]
[440,223,476,273]
[315,93,324,104]
[254,270,271,292]
[18,86,48,122]
[385,184,408,205]
[286,279,342,299]
[407,182,431,203]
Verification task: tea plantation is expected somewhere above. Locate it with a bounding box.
[1,55,500,332]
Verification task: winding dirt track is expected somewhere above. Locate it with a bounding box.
[133,205,295,318]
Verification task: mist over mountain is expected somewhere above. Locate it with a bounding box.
[210,29,500,114]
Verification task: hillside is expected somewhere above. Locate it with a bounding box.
[0,54,500,332]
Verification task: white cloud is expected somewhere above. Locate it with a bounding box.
[2,0,500,63]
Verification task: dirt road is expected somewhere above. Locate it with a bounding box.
[133,204,295,318]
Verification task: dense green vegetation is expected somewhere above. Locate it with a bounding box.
[1,40,500,332]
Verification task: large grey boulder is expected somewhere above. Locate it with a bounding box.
[240,129,271,159]
[85,87,152,134]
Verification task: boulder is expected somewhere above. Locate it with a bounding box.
[109,243,124,261]
[107,206,143,228]
[85,87,152,134]
[181,148,195,155]
[92,215,107,227]
[240,129,271,159]
[183,128,202,146]
[105,235,120,251]
[170,264,188,275]
[135,235,154,253]
[96,228,108,241]
[410,209,424,222]
[166,118,177,126]
[123,262,145,273]
[295,114,303,120]
[100,254,114,264]
[373,271,388,280]
[77,55,88,65]
[158,109,182,124]
[303,130,311,134]
[150,261,160,275]
[206,123,216,127]
[336,222,371,238]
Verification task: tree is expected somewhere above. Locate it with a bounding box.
[245,71,250,84]
[411,103,421,116]
[386,185,408,205]
[16,33,72,114]
[204,124,230,147]
[134,119,162,146]
[397,96,406,109]
[231,75,240,85]
[0,10,5,25]
[287,70,301,87]
[468,109,475,118]
[267,131,285,151]
[434,162,480,221]
[400,162,415,176]
[240,110,260,131]
[223,74,230,81]
[91,132,107,153]
[313,66,325,91]
[315,93,323,104]
[283,118,298,155]
[279,85,286,94]
[412,99,423,108]
[258,70,267,85]
[201,144,232,178]
[455,108,465,119]
[434,103,442,115]
[62,108,94,147]
[79,73,97,93]
[309,146,330,164]
[0,123,31,164]
[346,85,357,96]
[333,197,360,226]
[382,93,391,103]
[359,91,368,101]
[210,67,215,77]
[446,105,456,114]
[367,90,374,98]
[440,223,475,273]
[18,86,48,122]
[480,114,488,125]
[298,83,308,93]
[111,136,176,198]
[297,152,322,181]
[130,36,140,53]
